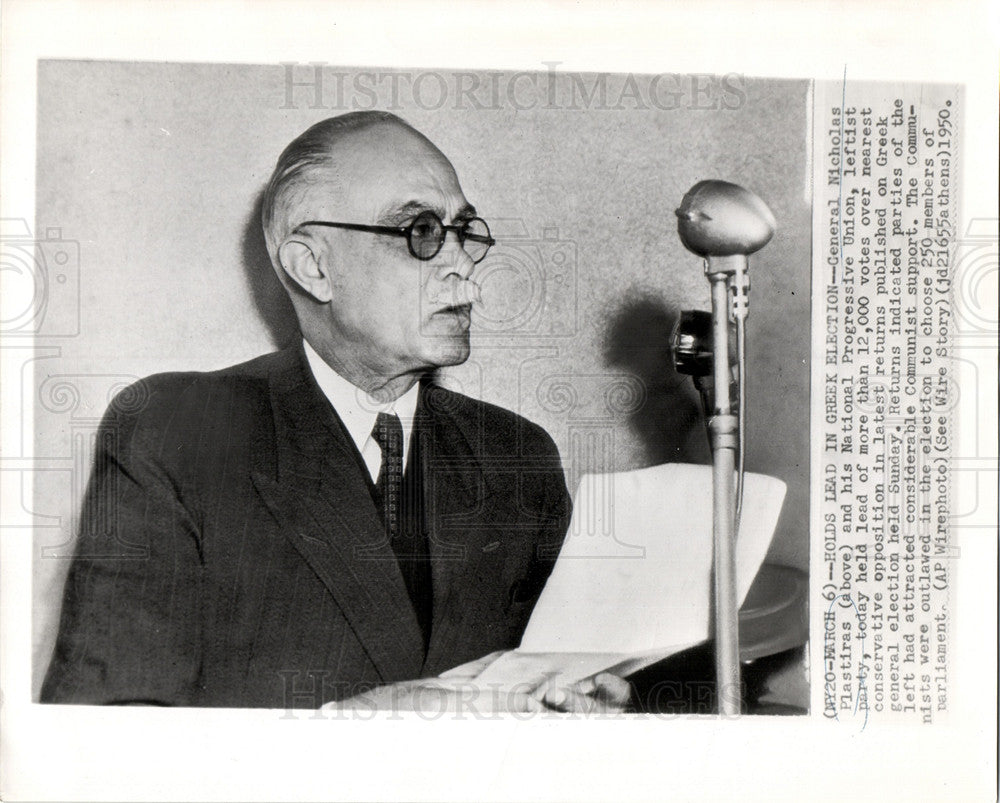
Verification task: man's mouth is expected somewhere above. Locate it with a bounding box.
[435,304,472,326]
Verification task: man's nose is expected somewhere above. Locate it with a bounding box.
[433,230,476,280]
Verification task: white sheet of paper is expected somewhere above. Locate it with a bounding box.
[474,463,786,687]
[470,648,698,690]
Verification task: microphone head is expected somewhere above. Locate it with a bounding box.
[675,180,776,257]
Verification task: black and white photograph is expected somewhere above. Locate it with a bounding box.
[1,2,996,802]
[29,61,810,715]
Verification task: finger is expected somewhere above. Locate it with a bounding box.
[442,676,548,713]
[502,688,546,713]
[566,673,631,706]
[406,678,544,714]
[542,687,603,713]
[589,673,632,707]
[438,650,507,679]
[570,675,597,695]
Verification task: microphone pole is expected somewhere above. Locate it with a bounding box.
[675,180,775,716]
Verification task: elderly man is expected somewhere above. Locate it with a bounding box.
[41,111,627,712]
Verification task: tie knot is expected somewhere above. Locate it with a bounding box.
[372,412,403,456]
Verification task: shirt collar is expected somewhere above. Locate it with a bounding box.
[302,339,420,456]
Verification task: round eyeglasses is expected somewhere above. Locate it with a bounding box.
[293,210,496,264]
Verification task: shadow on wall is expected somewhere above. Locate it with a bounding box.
[602,292,710,467]
[242,190,302,349]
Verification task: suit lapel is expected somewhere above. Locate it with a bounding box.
[249,346,425,683]
[417,384,502,676]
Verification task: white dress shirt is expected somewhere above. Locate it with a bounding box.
[302,340,420,482]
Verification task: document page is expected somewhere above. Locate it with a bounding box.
[475,463,787,686]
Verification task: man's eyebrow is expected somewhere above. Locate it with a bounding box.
[378,200,478,224]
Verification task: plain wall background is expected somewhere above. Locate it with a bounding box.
[31,61,811,696]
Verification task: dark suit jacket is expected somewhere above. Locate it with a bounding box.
[41,345,571,708]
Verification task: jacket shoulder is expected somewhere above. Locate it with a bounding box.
[105,349,291,423]
[424,383,559,459]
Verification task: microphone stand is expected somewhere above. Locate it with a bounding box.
[675,181,775,717]
[707,259,741,716]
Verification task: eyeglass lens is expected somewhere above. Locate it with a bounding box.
[408,211,492,263]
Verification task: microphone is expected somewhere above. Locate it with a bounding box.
[672,180,775,412]
[671,179,776,717]
[670,309,737,424]
[675,179,776,268]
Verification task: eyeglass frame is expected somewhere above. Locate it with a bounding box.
[291,210,496,264]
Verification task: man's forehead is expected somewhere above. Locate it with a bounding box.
[309,123,466,217]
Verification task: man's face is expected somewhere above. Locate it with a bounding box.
[296,123,480,382]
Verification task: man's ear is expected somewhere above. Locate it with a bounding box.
[277,238,333,303]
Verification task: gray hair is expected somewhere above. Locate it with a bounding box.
[260,111,415,267]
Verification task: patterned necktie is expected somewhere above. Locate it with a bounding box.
[372,412,404,537]
[371,411,432,648]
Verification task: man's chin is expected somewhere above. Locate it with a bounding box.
[433,344,471,368]
[422,335,471,369]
